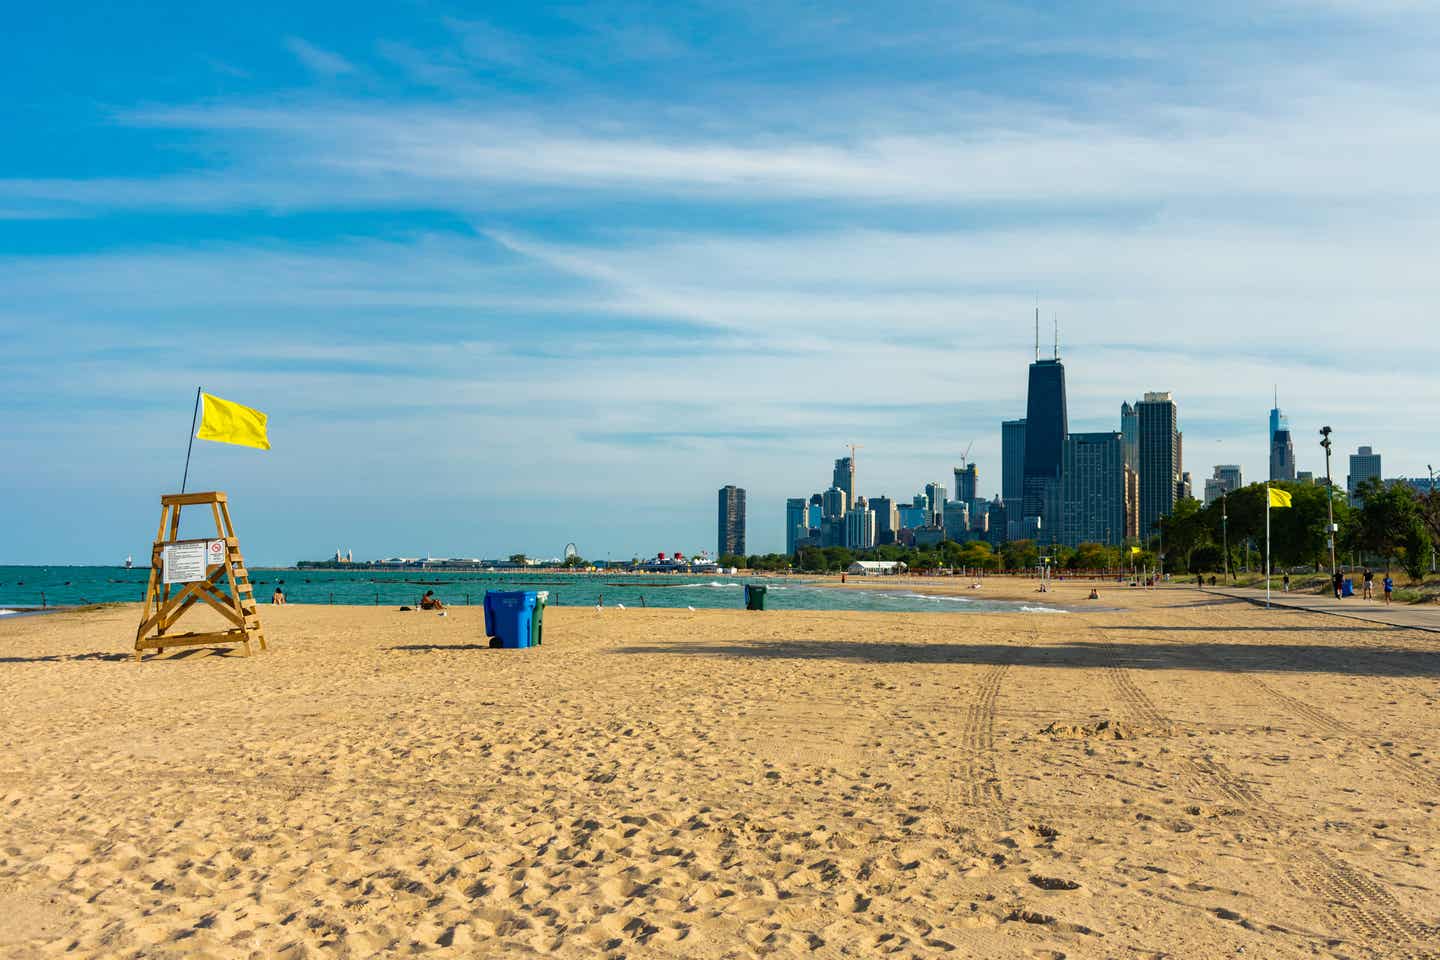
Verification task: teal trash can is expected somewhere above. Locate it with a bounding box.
[744,583,767,610]
[530,591,547,647]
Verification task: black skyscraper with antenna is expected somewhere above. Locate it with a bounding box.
[1021,309,1068,534]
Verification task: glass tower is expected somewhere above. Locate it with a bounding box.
[1136,392,1179,537]
[717,485,746,557]
[1001,418,1026,505]
[1022,359,1068,524]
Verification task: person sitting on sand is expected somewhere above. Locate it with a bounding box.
[1088,588,1100,600]
[419,590,445,610]
[272,586,286,605]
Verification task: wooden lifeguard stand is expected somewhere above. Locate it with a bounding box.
[134,491,266,660]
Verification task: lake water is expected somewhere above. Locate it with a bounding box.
[0,567,1067,616]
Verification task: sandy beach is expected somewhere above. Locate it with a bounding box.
[3,586,1439,958]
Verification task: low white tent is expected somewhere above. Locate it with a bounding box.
[847,560,906,576]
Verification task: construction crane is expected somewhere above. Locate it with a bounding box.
[958,440,974,469]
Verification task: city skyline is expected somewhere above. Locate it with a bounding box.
[4,3,1439,563]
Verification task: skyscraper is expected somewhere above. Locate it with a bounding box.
[1268,390,1296,481]
[821,486,848,520]
[1120,401,1138,469]
[987,497,1008,547]
[717,485,746,557]
[1061,432,1127,546]
[1203,464,1242,504]
[942,500,970,541]
[870,495,898,546]
[832,457,854,511]
[924,482,947,524]
[845,505,876,550]
[897,500,928,530]
[1001,418,1026,505]
[954,463,978,507]
[1268,391,1282,456]
[1136,392,1179,537]
[1347,445,1382,498]
[785,497,808,555]
[1270,428,1296,481]
[1022,357,1068,526]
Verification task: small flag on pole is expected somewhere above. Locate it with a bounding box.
[196,393,270,450]
[1130,546,1141,555]
[1267,487,1293,509]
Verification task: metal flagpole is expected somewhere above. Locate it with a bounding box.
[1265,485,1271,609]
[181,386,202,494]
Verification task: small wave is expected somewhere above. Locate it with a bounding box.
[877,592,973,603]
[697,581,742,588]
[1020,605,1068,614]
[0,609,18,616]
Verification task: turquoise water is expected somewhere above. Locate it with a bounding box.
[0,567,1067,615]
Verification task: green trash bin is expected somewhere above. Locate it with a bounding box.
[530,591,548,646]
[744,583,767,610]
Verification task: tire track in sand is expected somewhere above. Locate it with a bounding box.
[943,624,1043,817]
[1096,627,1440,957]
[1097,631,1260,805]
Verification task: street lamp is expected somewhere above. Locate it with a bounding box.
[1221,491,1231,584]
[1320,426,1337,581]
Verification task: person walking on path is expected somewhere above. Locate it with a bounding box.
[1282,573,1290,593]
[1363,568,1375,600]
[1383,575,1394,605]
[1333,570,1345,599]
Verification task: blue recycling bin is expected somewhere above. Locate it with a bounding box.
[1341,578,1354,597]
[484,591,537,648]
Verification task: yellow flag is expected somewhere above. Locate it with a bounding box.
[196,393,270,450]
[1267,487,1292,508]
[1130,546,1141,555]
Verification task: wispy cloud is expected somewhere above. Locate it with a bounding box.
[284,36,356,78]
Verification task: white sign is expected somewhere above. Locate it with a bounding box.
[208,539,226,563]
[162,540,210,584]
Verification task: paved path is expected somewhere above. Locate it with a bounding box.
[1201,584,1440,633]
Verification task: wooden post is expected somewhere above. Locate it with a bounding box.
[134,491,267,660]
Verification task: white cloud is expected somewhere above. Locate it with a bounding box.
[284,36,357,78]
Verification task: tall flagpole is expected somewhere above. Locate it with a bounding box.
[181,387,202,494]
[1265,485,1271,609]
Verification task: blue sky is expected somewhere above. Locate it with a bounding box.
[4,1,1439,563]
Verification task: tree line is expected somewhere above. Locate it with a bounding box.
[727,480,1438,580]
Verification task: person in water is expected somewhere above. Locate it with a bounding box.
[420,590,445,610]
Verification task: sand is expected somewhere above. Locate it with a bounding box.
[2,585,1439,959]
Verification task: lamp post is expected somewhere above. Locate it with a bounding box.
[1221,491,1231,584]
[1320,427,1337,582]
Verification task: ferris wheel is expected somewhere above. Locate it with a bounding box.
[564,543,579,561]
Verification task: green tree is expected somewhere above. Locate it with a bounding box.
[1071,542,1115,571]
[1001,539,1039,571]
[1349,479,1423,572]
[1401,517,1431,582]
[1417,487,1440,567]
[955,540,998,571]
